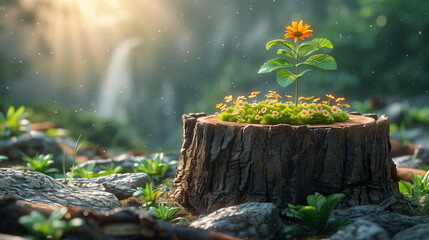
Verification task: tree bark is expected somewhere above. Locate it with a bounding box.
[173,113,403,213]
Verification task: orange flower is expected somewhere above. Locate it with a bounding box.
[301,102,308,107]
[221,108,227,112]
[316,104,323,111]
[272,111,279,116]
[238,109,246,113]
[322,110,329,116]
[285,95,292,98]
[275,94,282,100]
[298,96,306,101]
[300,109,309,116]
[224,95,233,103]
[326,94,335,99]
[255,115,261,120]
[336,97,345,102]
[284,20,313,43]
[237,96,246,101]
[261,107,267,113]
[251,91,260,96]
[313,98,320,103]
[216,103,224,108]
[343,104,351,108]
[308,109,315,116]
[322,101,328,105]
[286,101,293,105]
[251,103,258,107]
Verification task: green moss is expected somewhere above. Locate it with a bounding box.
[218,100,349,125]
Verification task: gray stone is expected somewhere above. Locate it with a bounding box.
[331,205,429,236]
[0,168,120,211]
[329,219,391,240]
[413,146,429,165]
[392,223,429,240]
[393,155,423,169]
[0,131,73,170]
[190,202,283,240]
[56,173,152,199]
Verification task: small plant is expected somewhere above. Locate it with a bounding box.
[21,153,59,175]
[258,20,337,106]
[0,105,29,139]
[283,192,351,239]
[398,171,429,215]
[0,155,7,163]
[97,163,123,176]
[71,162,98,178]
[19,207,84,240]
[149,202,180,221]
[133,183,166,209]
[133,153,178,182]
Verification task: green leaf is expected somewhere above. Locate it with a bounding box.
[313,38,333,49]
[277,49,296,59]
[258,58,293,74]
[298,45,319,57]
[276,69,299,87]
[266,39,295,52]
[301,54,337,70]
[299,69,312,78]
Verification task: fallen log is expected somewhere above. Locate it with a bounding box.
[0,196,240,240]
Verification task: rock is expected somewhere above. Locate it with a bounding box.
[393,155,422,169]
[190,202,283,240]
[329,219,391,240]
[413,146,429,165]
[392,223,429,240]
[0,168,120,211]
[331,205,429,236]
[0,131,73,170]
[56,173,153,200]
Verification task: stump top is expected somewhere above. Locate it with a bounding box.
[199,114,375,129]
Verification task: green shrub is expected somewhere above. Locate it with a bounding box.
[133,183,165,209]
[21,153,59,175]
[19,207,84,240]
[398,171,429,215]
[133,153,178,182]
[0,106,29,139]
[283,192,351,239]
[149,202,180,221]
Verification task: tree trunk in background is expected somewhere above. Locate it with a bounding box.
[173,113,403,213]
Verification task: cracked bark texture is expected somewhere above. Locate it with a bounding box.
[0,168,120,211]
[173,113,403,213]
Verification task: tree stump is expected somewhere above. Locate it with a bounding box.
[173,113,403,213]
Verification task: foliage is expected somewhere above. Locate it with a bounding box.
[20,153,59,175]
[0,155,7,163]
[19,207,84,240]
[217,92,349,125]
[0,106,29,139]
[149,202,180,221]
[283,192,351,239]
[133,153,178,182]
[398,171,429,215]
[133,183,166,209]
[259,21,337,105]
[97,163,123,176]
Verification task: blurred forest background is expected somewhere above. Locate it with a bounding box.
[0,0,428,152]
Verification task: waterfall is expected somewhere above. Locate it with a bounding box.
[96,37,141,121]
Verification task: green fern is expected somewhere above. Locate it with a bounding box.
[283,192,351,239]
